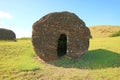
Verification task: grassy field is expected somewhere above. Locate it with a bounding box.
[0,36,120,80]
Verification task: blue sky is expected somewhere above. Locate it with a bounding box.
[0,0,120,38]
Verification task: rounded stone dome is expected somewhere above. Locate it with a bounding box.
[32,11,91,61]
[0,28,16,41]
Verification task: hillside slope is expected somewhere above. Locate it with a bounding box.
[89,25,120,38]
[0,37,120,80]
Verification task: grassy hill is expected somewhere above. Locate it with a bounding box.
[89,25,120,38]
[0,38,120,80]
[0,26,120,80]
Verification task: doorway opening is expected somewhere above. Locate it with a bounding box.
[57,34,67,57]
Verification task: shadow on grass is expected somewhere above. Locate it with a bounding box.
[49,49,120,69]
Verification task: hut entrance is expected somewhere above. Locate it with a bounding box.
[57,34,67,57]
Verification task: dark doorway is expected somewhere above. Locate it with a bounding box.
[57,34,67,57]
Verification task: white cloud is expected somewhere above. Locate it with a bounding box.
[0,11,12,19]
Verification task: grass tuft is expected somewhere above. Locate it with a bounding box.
[109,30,120,37]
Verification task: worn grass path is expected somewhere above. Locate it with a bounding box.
[0,37,120,80]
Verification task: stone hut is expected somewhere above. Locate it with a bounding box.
[32,11,91,61]
[0,28,16,41]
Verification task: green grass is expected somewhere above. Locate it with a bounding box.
[17,37,31,40]
[0,40,42,71]
[109,30,120,37]
[0,37,120,80]
[51,49,120,69]
[0,40,45,80]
